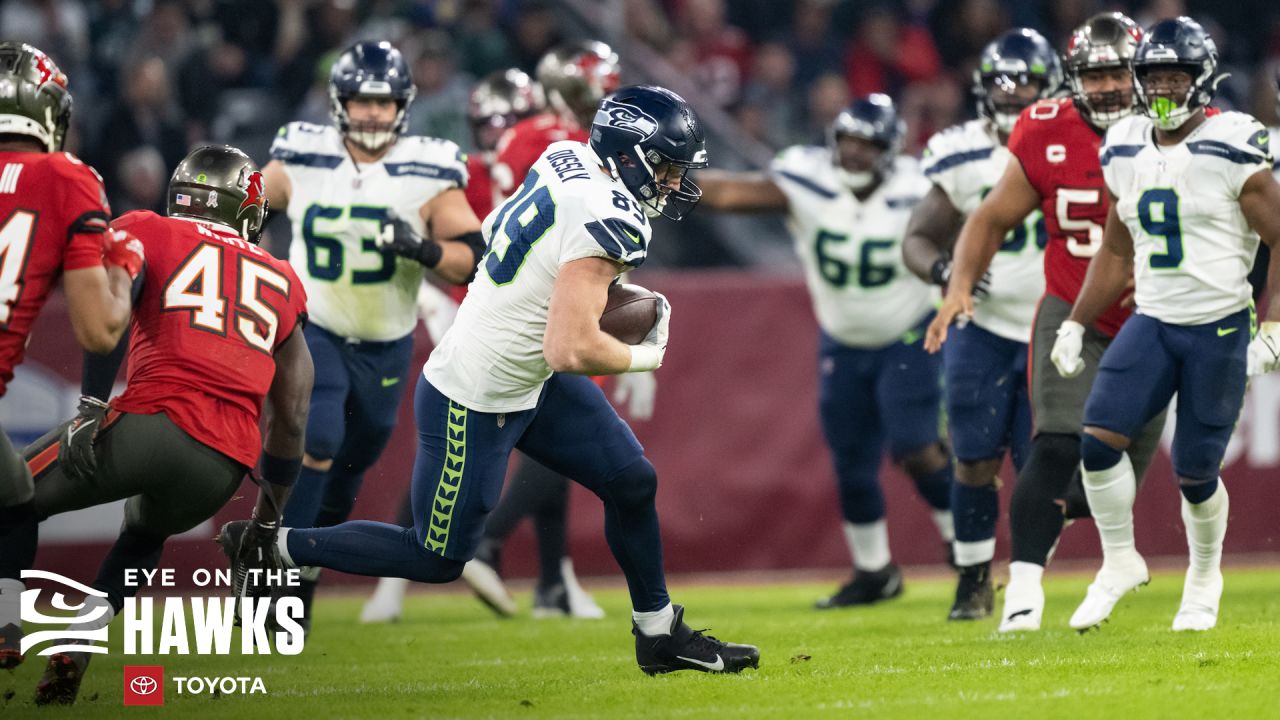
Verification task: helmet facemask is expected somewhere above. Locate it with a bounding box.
[331,92,413,153]
[1069,65,1135,130]
[980,73,1047,135]
[608,147,706,221]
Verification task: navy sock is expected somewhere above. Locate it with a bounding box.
[1180,477,1219,504]
[287,521,465,583]
[593,458,669,612]
[952,483,998,543]
[911,461,953,512]
[1080,433,1123,472]
[282,464,329,528]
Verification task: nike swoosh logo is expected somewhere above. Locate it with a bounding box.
[1007,608,1034,620]
[676,654,724,671]
[1218,327,1238,337]
[623,228,641,244]
[381,377,401,387]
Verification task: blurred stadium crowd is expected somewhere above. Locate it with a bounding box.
[4,0,1279,263]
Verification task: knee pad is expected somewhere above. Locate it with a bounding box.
[597,457,658,509]
[1080,432,1123,472]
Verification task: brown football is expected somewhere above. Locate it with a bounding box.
[600,283,659,344]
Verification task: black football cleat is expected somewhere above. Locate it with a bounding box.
[0,622,22,670]
[815,563,904,609]
[34,643,93,705]
[633,605,759,675]
[948,561,995,621]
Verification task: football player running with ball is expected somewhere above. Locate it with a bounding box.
[903,29,1056,621]
[1056,17,1280,632]
[697,94,955,608]
[226,86,760,674]
[926,13,1167,632]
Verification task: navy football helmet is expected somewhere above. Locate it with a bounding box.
[1133,17,1219,131]
[974,28,1063,134]
[589,85,708,221]
[828,93,905,191]
[329,41,416,152]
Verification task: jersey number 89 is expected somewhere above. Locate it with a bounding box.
[485,169,556,285]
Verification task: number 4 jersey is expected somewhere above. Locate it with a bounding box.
[426,140,651,413]
[109,210,309,468]
[1008,98,1131,337]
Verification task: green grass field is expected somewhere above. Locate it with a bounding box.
[5,566,1280,719]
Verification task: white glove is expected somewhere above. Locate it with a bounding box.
[1247,321,1280,376]
[1051,321,1086,378]
[416,282,459,344]
[627,292,670,372]
[613,371,657,420]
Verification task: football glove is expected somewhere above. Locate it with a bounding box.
[1051,321,1086,378]
[929,257,992,299]
[627,292,670,372]
[59,396,109,484]
[103,229,145,280]
[613,371,657,420]
[1247,321,1280,376]
[377,209,443,268]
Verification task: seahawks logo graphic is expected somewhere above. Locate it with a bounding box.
[596,100,658,139]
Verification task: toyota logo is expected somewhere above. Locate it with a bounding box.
[130,676,159,695]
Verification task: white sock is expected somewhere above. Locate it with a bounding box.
[1081,453,1137,557]
[954,538,996,567]
[932,510,955,543]
[844,521,891,572]
[0,578,24,628]
[1182,481,1228,582]
[1008,561,1044,585]
[632,602,675,636]
[276,527,297,568]
[75,594,116,633]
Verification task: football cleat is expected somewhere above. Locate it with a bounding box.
[815,563,903,609]
[999,575,1045,632]
[1069,551,1149,631]
[360,576,409,624]
[1172,570,1223,632]
[633,605,759,675]
[0,622,22,670]
[34,642,92,705]
[460,542,517,618]
[948,562,994,621]
[217,520,281,610]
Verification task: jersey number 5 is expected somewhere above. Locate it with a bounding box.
[1056,188,1104,258]
[163,243,291,353]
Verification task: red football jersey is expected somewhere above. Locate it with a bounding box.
[464,152,497,221]
[0,151,110,396]
[1008,99,1130,337]
[493,113,588,198]
[109,211,308,468]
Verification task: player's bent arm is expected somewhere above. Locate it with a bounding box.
[63,265,133,354]
[261,160,291,213]
[256,326,314,524]
[902,185,965,282]
[544,257,635,375]
[1067,197,1134,328]
[421,188,484,285]
[950,158,1041,294]
[1238,170,1280,320]
[696,171,790,213]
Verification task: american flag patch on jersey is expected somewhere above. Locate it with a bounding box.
[175,193,192,206]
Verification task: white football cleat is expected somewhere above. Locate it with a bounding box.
[461,558,517,617]
[1172,571,1222,632]
[1069,551,1150,631]
[562,558,605,619]
[998,574,1045,632]
[359,576,409,624]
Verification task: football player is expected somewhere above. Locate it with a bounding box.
[261,41,485,632]
[0,42,142,671]
[902,28,1056,621]
[697,94,955,608]
[925,13,1167,631]
[226,85,761,674]
[1057,17,1280,631]
[13,146,311,703]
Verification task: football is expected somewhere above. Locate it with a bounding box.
[599,283,659,344]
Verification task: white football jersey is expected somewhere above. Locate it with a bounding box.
[426,141,650,412]
[922,119,1046,343]
[271,122,468,341]
[770,146,936,348]
[1101,111,1273,325]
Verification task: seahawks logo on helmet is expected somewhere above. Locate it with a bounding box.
[595,99,658,139]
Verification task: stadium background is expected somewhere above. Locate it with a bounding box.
[5,0,1280,585]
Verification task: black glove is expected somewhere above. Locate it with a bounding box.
[377,210,443,268]
[930,256,993,300]
[59,396,108,483]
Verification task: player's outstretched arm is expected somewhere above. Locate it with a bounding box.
[545,257,651,375]
[422,189,485,285]
[257,327,314,525]
[1068,196,1134,329]
[696,171,789,213]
